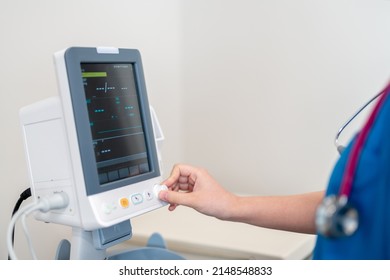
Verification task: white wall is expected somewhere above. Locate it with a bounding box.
[0,0,182,259]
[1,0,390,260]
[179,0,390,196]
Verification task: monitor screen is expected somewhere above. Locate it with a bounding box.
[81,63,150,186]
[62,47,161,197]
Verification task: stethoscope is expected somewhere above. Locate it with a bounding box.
[315,81,390,238]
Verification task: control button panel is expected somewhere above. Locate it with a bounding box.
[98,184,169,220]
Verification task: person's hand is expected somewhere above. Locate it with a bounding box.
[159,164,238,220]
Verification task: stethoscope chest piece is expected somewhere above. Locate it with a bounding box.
[315,195,359,238]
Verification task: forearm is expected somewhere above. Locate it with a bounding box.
[223,191,324,234]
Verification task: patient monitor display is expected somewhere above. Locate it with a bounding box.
[20,47,166,231]
[82,63,151,187]
[79,62,159,193]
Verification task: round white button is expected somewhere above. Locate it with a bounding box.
[153,184,168,198]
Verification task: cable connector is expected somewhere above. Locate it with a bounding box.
[7,191,70,260]
[37,192,69,213]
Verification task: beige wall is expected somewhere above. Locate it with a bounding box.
[1,0,390,259]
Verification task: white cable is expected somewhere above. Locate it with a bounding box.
[7,203,37,260]
[7,192,69,260]
[21,204,42,259]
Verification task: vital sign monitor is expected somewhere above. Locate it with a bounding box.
[20,47,167,231]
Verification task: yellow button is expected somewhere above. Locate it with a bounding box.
[119,197,129,208]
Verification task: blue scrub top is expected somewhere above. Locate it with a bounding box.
[313,89,390,259]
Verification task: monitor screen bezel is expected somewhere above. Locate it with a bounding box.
[64,47,160,196]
